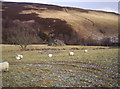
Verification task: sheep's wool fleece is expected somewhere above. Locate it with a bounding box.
[0,62,9,71]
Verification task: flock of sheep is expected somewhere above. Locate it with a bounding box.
[47,49,87,57]
[0,49,88,72]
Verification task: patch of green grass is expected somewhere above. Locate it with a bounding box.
[1,45,119,87]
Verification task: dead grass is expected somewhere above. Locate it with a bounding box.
[1,44,119,87]
[3,2,118,45]
[19,8,118,39]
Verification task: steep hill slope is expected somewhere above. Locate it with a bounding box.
[2,2,119,45]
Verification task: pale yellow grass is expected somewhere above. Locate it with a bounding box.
[19,9,118,39]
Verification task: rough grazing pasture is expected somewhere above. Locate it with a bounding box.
[1,45,119,87]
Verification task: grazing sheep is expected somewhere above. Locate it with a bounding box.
[16,54,23,60]
[84,49,88,53]
[48,54,52,57]
[16,56,21,60]
[0,62,9,72]
[19,55,23,59]
[69,52,74,56]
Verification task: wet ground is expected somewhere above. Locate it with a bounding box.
[3,61,119,87]
[2,45,119,87]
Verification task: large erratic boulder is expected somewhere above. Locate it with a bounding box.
[48,39,66,46]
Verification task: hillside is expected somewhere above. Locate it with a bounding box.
[2,2,119,45]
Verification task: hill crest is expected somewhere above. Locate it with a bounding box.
[2,2,119,46]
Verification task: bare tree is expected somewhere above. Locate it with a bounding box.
[8,24,36,50]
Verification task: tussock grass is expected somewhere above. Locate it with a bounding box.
[1,45,119,87]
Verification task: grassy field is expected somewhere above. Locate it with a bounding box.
[1,45,119,87]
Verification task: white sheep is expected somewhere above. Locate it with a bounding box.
[19,55,23,59]
[16,56,21,60]
[0,62,9,72]
[84,49,88,53]
[48,54,52,57]
[16,54,23,60]
[69,52,74,56]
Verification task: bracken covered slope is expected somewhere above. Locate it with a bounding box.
[2,2,119,45]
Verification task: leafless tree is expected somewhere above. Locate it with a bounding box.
[8,24,36,50]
